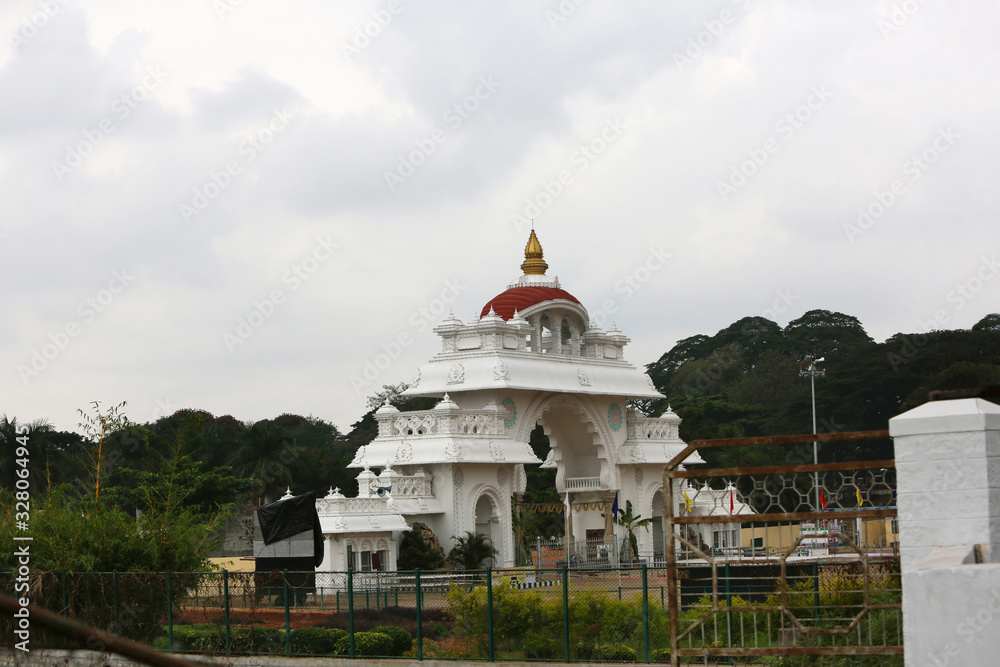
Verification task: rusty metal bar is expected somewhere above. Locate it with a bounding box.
[662,428,902,661]
[691,429,891,449]
[675,646,904,656]
[669,458,895,479]
[670,508,896,525]
[667,430,890,470]
[0,593,200,667]
[663,466,680,667]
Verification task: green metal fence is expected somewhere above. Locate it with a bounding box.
[0,563,902,663]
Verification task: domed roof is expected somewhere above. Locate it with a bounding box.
[481,286,582,320]
[480,229,583,320]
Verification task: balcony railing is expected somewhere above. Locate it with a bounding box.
[566,476,602,491]
[376,409,504,438]
[625,414,679,441]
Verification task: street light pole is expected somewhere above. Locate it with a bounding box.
[800,356,825,512]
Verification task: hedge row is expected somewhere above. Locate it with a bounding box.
[154,624,412,657]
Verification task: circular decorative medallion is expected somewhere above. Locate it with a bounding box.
[608,403,623,431]
[501,397,517,428]
[453,467,464,486]
[635,467,644,484]
[497,467,508,486]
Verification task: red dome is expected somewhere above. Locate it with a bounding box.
[481,286,582,320]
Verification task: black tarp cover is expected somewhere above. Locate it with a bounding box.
[256,493,324,567]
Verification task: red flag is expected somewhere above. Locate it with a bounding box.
[819,488,827,509]
[729,489,734,514]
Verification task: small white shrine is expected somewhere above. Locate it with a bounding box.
[316,231,703,571]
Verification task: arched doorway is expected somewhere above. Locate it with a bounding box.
[651,488,665,565]
[474,493,502,567]
[530,399,615,554]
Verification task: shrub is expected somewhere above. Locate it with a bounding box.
[593,642,637,661]
[291,627,348,655]
[651,647,671,663]
[371,625,413,655]
[447,580,667,660]
[333,631,395,657]
[231,626,283,654]
[165,624,225,653]
[523,633,560,660]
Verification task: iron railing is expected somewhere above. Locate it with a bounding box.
[664,429,903,665]
[1,559,902,664]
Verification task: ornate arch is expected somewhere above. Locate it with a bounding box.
[518,393,621,491]
[467,482,511,567]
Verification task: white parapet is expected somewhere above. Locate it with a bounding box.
[888,397,1000,570]
[889,397,1000,667]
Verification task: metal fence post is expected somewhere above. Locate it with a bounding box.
[283,569,291,657]
[166,571,173,653]
[61,570,69,648]
[642,563,650,663]
[223,570,231,655]
[562,565,570,662]
[725,562,733,666]
[61,570,68,617]
[347,569,356,658]
[415,569,423,661]
[813,561,820,622]
[113,571,120,635]
[486,568,495,662]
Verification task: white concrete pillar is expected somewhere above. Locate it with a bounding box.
[889,397,1000,571]
[891,398,1000,666]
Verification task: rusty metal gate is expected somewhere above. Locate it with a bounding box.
[663,430,903,665]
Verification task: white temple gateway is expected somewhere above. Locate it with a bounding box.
[315,231,703,571]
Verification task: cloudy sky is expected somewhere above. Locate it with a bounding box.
[2,0,997,433]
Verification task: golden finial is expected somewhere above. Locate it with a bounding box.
[521,229,548,275]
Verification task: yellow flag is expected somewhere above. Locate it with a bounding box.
[683,489,693,512]
[856,488,863,507]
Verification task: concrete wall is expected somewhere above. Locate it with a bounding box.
[900,546,1000,667]
[889,397,1000,667]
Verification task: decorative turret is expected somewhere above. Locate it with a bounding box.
[520,229,548,275]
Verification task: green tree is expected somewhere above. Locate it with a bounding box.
[448,531,499,570]
[76,400,131,500]
[1,416,55,492]
[614,501,652,565]
[397,528,446,570]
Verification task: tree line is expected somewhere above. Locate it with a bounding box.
[4,309,999,571]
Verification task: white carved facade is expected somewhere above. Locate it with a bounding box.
[316,231,703,570]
